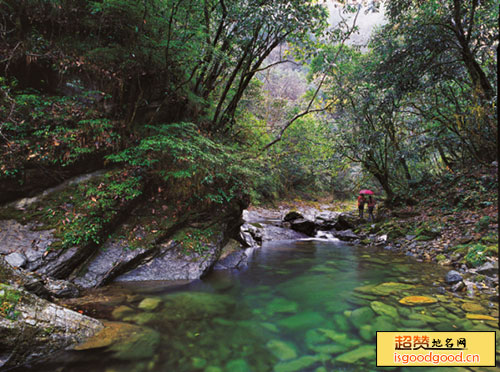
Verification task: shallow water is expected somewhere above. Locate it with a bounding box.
[21,239,499,372]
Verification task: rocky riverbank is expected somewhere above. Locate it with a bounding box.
[239,200,498,301]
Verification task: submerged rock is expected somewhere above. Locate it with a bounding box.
[161,292,236,321]
[370,301,398,318]
[399,296,438,306]
[265,297,298,315]
[138,297,162,311]
[355,282,414,296]
[335,345,376,364]
[465,314,497,321]
[225,358,252,372]
[273,355,324,372]
[74,321,160,361]
[461,302,487,313]
[111,305,135,320]
[278,311,325,331]
[266,339,297,360]
[349,306,376,328]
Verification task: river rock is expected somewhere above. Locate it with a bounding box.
[239,231,257,247]
[214,250,247,271]
[115,233,223,282]
[359,324,375,341]
[161,292,235,321]
[408,313,440,324]
[333,213,358,230]
[399,296,437,306]
[283,211,303,222]
[74,321,160,361]
[138,297,162,311]
[266,297,298,315]
[370,301,398,318]
[112,305,135,320]
[225,359,251,372]
[445,270,463,284]
[476,261,499,276]
[335,345,376,364]
[261,225,308,241]
[278,311,325,331]
[43,278,80,298]
[355,282,414,296]
[334,229,359,241]
[266,339,297,360]
[372,316,395,331]
[4,252,27,268]
[290,219,316,236]
[461,302,487,313]
[451,281,465,292]
[0,220,55,272]
[349,306,375,328]
[0,284,103,369]
[274,355,324,372]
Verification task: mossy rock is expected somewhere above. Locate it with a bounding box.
[266,339,297,361]
[465,314,497,321]
[349,307,376,328]
[225,359,251,372]
[335,345,376,364]
[435,254,447,261]
[370,301,398,318]
[161,292,236,321]
[278,311,325,331]
[461,302,487,313]
[273,355,323,372]
[399,296,437,306]
[359,324,375,341]
[355,282,414,296]
[111,305,135,320]
[387,228,406,240]
[75,321,160,361]
[138,297,162,311]
[266,297,298,315]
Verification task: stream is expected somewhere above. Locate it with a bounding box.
[17,237,498,372]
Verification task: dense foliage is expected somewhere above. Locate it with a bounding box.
[0,0,497,209]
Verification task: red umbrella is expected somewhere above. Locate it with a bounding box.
[359,189,374,195]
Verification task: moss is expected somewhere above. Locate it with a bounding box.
[0,284,22,320]
[435,254,446,261]
[173,226,218,256]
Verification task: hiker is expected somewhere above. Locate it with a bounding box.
[367,195,376,221]
[357,194,366,218]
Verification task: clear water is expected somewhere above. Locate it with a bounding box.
[20,239,498,372]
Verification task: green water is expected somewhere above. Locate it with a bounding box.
[23,239,499,372]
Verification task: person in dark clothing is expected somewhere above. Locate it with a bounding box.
[367,196,376,221]
[357,194,366,218]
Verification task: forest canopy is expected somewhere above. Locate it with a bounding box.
[0,0,498,205]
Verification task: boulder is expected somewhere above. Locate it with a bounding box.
[333,229,359,242]
[445,270,463,284]
[475,261,498,277]
[0,284,102,369]
[213,251,247,271]
[283,211,304,222]
[4,252,27,268]
[290,219,316,236]
[333,213,358,230]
